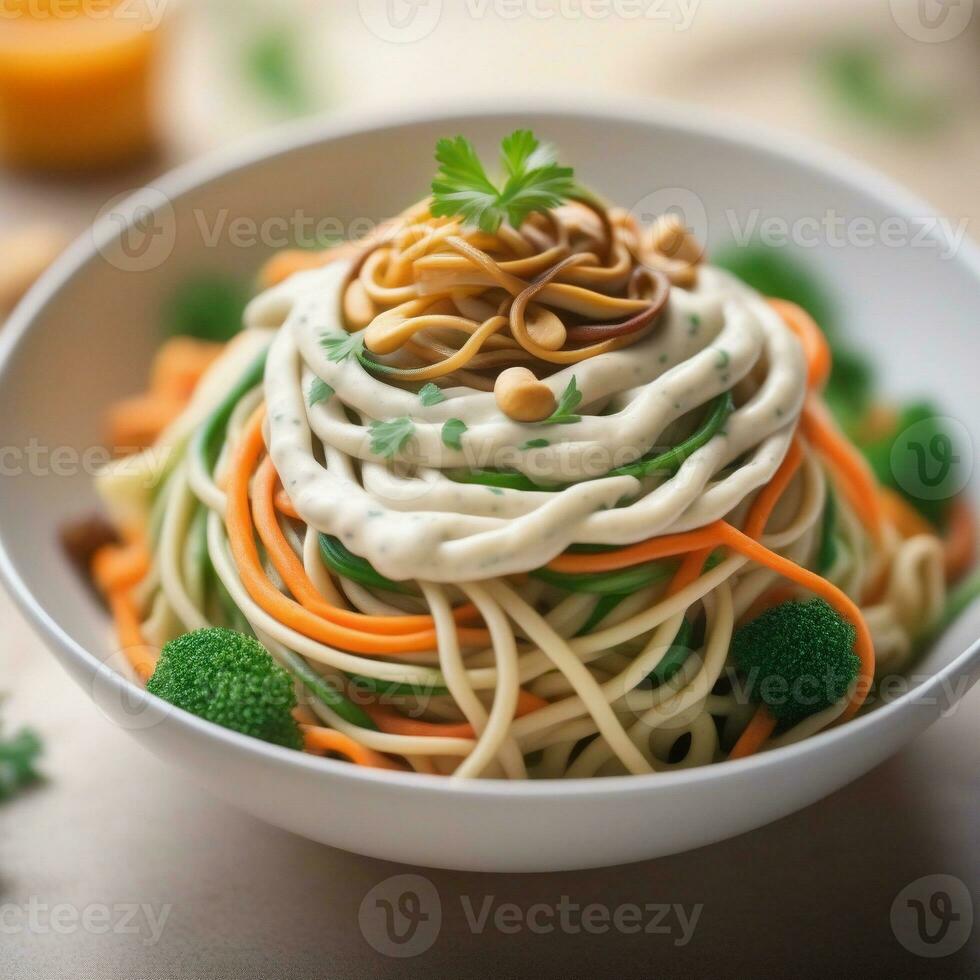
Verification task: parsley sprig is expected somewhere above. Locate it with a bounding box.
[308,378,334,407]
[431,130,576,234]
[441,418,467,450]
[541,376,582,426]
[418,383,446,407]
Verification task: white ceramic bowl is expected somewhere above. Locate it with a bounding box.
[2,100,979,872]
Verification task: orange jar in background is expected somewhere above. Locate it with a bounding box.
[0,0,166,171]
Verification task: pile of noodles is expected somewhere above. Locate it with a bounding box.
[95,197,948,778]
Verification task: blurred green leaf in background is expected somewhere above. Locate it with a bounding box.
[244,24,314,116]
[714,240,874,428]
[0,720,42,803]
[814,42,948,136]
[714,240,961,528]
[165,275,249,343]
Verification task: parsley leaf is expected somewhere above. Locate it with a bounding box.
[320,332,364,364]
[521,438,550,449]
[418,383,446,407]
[541,376,582,426]
[500,128,556,176]
[431,136,500,232]
[369,418,415,458]
[431,130,576,234]
[441,418,467,450]
[308,378,334,407]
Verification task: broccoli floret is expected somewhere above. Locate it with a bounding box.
[731,599,860,725]
[147,628,302,749]
[861,401,960,529]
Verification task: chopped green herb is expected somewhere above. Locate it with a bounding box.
[541,376,582,426]
[521,438,550,450]
[431,130,576,234]
[307,378,334,408]
[320,332,364,364]
[369,418,415,458]
[418,382,446,407]
[441,418,467,450]
[715,348,730,369]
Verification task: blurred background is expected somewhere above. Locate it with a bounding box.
[0,0,978,300]
[1,2,978,977]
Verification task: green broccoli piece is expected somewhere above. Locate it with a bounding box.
[732,599,860,725]
[713,240,876,433]
[712,242,837,337]
[860,401,961,529]
[147,628,302,749]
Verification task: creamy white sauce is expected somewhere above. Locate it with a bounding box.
[259,261,806,582]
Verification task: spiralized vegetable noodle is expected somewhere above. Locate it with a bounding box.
[90,137,964,778]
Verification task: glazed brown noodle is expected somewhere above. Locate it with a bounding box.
[335,198,682,387]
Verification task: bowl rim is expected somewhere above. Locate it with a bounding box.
[1,93,979,798]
